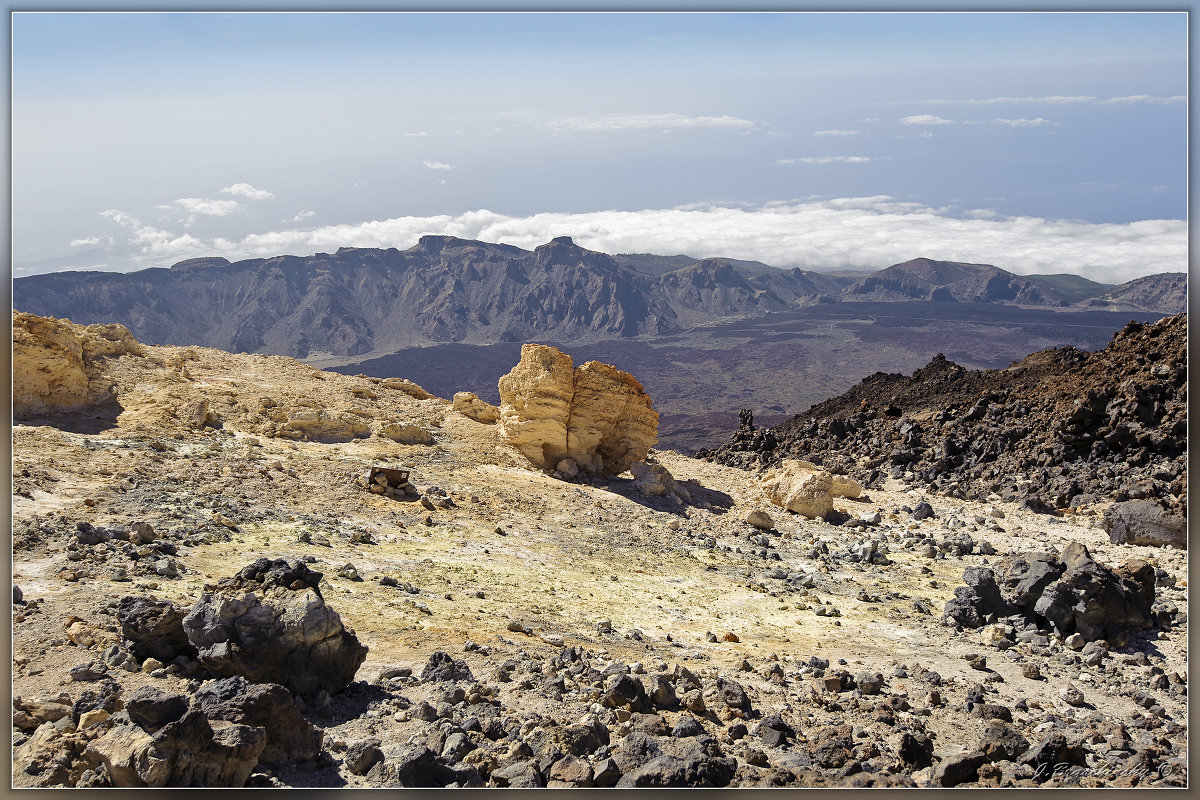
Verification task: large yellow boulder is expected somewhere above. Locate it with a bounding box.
[497,344,658,476]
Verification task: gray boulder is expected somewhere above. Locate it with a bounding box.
[1103,500,1187,548]
[194,675,323,766]
[117,596,197,664]
[181,558,367,697]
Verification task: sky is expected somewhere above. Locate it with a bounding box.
[11,10,1189,283]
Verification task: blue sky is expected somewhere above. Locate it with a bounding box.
[11,11,1188,281]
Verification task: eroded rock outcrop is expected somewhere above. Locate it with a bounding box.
[86,708,266,788]
[194,676,323,766]
[452,392,500,423]
[181,558,368,697]
[498,344,658,475]
[12,312,144,418]
[116,596,198,665]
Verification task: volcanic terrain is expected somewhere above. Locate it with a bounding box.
[9,311,1188,789]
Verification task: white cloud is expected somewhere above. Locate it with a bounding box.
[283,210,316,223]
[1099,94,1186,105]
[777,156,872,165]
[545,112,757,132]
[901,114,956,126]
[100,209,205,257]
[961,117,1053,128]
[221,182,275,200]
[813,129,859,137]
[889,95,1095,106]
[859,117,881,123]
[94,199,1184,285]
[69,235,110,247]
[400,131,428,137]
[423,159,454,170]
[171,197,241,217]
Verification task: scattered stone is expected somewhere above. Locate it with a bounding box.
[420,651,474,683]
[344,738,385,776]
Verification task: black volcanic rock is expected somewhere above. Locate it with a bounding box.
[703,314,1187,516]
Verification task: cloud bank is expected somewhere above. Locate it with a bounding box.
[96,198,1185,284]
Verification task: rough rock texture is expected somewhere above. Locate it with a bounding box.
[630,460,691,502]
[12,311,143,418]
[194,675,323,766]
[497,344,658,475]
[116,596,198,665]
[1102,500,1187,548]
[943,541,1156,641]
[373,421,435,445]
[181,558,368,697]
[705,314,1187,517]
[758,459,859,519]
[86,710,266,788]
[452,392,500,423]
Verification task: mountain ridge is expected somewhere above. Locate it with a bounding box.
[13,238,1184,363]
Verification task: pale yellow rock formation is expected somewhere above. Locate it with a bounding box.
[759,459,836,519]
[12,312,143,418]
[280,409,372,441]
[374,421,435,445]
[380,377,435,400]
[745,510,775,530]
[497,345,576,469]
[452,391,501,424]
[830,474,864,500]
[568,361,659,475]
[497,344,658,475]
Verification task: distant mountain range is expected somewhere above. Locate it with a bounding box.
[13,238,1185,362]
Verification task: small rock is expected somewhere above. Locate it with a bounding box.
[1060,685,1086,707]
[964,653,988,671]
[745,510,774,530]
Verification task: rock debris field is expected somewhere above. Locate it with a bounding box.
[10,311,1188,788]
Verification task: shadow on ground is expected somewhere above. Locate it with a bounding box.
[591,476,735,516]
[15,401,124,434]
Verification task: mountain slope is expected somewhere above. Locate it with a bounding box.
[14,242,1184,366]
[10,237,859,358]
[1082,273,1187,314]
[703,313,1187,515]
[844,257,1069,305]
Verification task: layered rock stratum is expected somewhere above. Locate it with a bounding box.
[11,313,1188,789]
